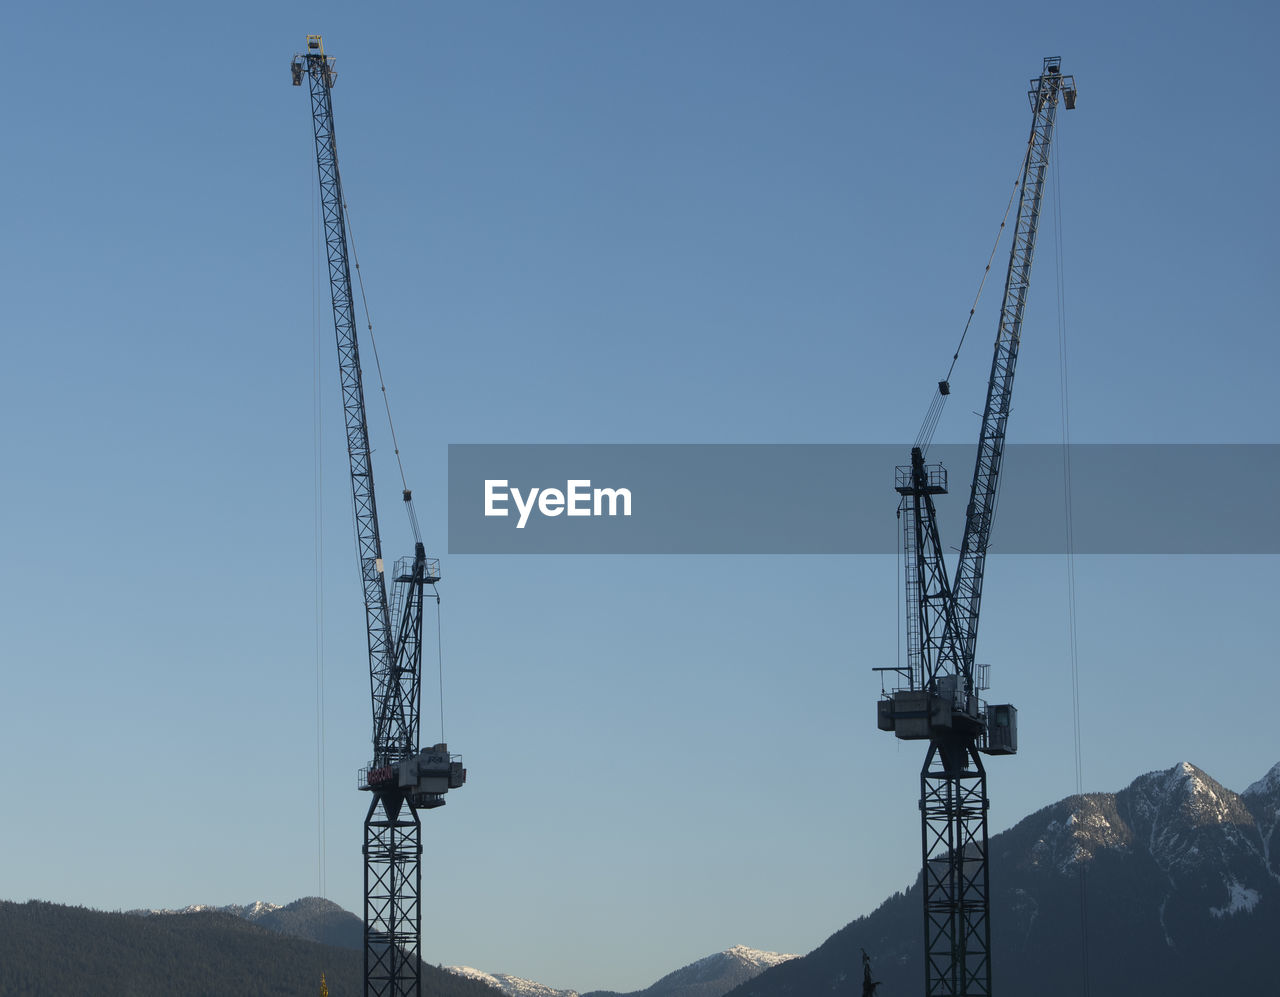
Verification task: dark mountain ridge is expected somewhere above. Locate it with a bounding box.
[3,761,1275,996]
[728,760,1280,997]
[581,945,798,997]
[130,895,364,951]
[0,899,496,997]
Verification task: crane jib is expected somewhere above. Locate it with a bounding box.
[951,61,1073,682]
[302,51,418,765]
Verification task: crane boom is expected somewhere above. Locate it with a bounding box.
[299,39,406,759]
[949,60,1073,692]
[294,35,464,997]
[876,58,1077,997]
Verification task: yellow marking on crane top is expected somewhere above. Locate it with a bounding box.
[307,35,324,55]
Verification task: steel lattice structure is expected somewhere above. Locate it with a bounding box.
[365,796,423,993]
[950,61,1072,684]
[878,58,1076,997]
[294,36,464,997]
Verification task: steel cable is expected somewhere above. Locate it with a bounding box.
[916,130,1038,453]
[1051,123,1091,997]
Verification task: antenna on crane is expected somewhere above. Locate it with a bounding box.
[874,57,1077,997]
[293,35,466,997]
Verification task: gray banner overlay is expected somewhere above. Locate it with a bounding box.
[447,444,1280,554]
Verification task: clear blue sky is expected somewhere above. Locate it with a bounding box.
[1,1,1276,992]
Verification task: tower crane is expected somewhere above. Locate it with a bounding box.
[875,57,1076,997]
[292,35,465,997]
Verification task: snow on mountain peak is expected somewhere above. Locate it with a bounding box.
[1132,762,1244,828]
[721,945,799,969]
[1121,762,1264,881]
[1172,761,1211,797]
[240,901,282,921]
[1024,761,1274,877]
[1173,764,1241,824]
[447,945,797,997]
[129,900,285,919]
[1028,793,1131,874]
[445,966,579,997]
[654,944,800,990]
[1244,761,1280,798]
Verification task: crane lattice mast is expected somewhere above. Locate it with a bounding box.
[293,35,466,997]
[877,57,1076,997]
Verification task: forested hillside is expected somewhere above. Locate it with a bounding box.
[0,900,498,997]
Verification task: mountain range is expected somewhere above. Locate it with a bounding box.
[2,760,1274,995]
[447,945,797,997]
[129,896,364,950]
[725,760,1280,997]
[0,897,494,997]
